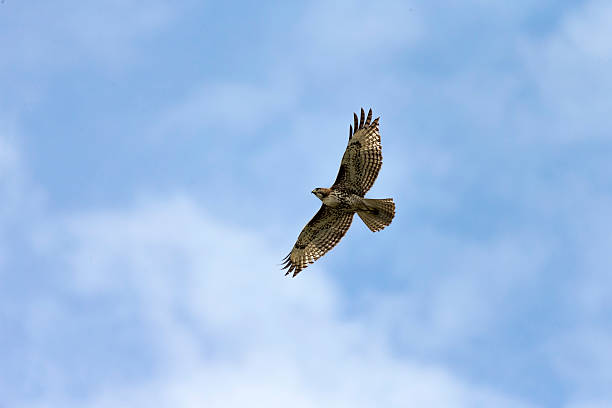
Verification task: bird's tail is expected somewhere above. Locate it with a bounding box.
[357,198,395,232]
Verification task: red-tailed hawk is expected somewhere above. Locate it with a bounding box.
[282,108,395,277]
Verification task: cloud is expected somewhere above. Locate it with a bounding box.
[549,329,612,404]
[1,0,184,72]
[544,180,612,406]
[10,194,536,408]
[358,228,552,354]
[518,0,612,141]
[0,130,21,207]
[0,130,18,269]
[296,0,422,63]
[3,1,612,407]
[0,120,45,271]
[153,79,300,138]
[566,402,612,408]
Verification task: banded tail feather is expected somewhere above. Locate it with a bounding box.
[357,198,395,232]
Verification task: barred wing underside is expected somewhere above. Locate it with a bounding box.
[332,108,382,196]
[282,205,354,277]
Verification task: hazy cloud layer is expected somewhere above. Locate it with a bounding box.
[2,0,611,407]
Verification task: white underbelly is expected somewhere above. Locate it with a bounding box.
[322,194,341,207]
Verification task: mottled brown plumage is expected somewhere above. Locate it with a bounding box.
[282,108,395,277]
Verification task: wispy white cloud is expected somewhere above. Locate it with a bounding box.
[549,329,612,404]
[0,120,26,210]
[566,401,612,408]
[24,195,536,408]
[359,230,551,352]
[153,79,300,138]
[1,0,185,72]
[0,120,45,270]
[148,0,424,140]
[0,131,19,269]
[518,0,612,141]
[3,1,612,407]
[296,0,422,63]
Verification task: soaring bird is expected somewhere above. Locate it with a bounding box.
[282,108,395,277]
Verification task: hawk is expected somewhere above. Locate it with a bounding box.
[282,108,395,277]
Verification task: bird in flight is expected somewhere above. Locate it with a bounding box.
[282,108,395,277]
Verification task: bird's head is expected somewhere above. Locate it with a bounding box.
[311,187,331,201]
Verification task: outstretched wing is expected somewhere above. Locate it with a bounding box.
[332,108,382,196]
[281,205,354,277]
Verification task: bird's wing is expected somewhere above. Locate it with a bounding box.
[331,108,382,196]
[281,205,354,277]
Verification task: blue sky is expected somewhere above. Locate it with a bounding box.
[1,1,612,407]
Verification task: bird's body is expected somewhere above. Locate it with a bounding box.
[282,108,395,277]
[313,188,362,211]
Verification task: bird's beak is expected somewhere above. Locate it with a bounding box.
[311,190,316,194]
